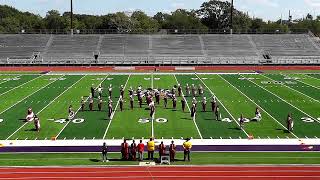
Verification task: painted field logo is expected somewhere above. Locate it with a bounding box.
[221,118,232,123]
[48,78,66,81]
[301,117,315,123]
[3,78,20,81]
[0,119,3,123]
[138,118,168,124]
[138,118,150,124]
[155,118,168,123]
[48,118,85,124]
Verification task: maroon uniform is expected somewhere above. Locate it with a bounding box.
[130,141,137,161]
[191,104,196,118]
[181,99,186,112]
[169,142,176,162]
[98,98,103,111]
[130,95,134,110]
[81,99,85,111]
[121,141,129,160]
[158,142,166,158]
[108,103,113,118]
[149,102,155,118]
[164,96,168,108]
[172,97,177,109]
[178,85,182,97]
[89,97,94,111]
[119,97,124,111]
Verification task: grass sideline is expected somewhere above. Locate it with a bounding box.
[0,152,319,166]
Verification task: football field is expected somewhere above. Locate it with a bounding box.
[0,72,319,140]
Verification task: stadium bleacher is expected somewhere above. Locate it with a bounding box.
[0,33,319,65]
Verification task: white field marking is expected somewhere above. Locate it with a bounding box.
[0,75,44,97]
[218,75,299,139]
[292,75,320,90]
[305,74,320,81]
[56,75,109,139]
[240,74,320,124]
[6,75,86,140]
[103,75,130,139]
[195,74,249,137]
[0,75,64,116]
[174,74,203,139]
[263,74,319,103]
[1,176,320,179]
[0,75,21,85]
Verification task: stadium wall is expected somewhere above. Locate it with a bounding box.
[0,65,320,72]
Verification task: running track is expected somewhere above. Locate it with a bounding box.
[0,166,320,180]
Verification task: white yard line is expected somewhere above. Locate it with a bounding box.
[195,73,250,137]
[6,75,86,140]
[0,75,63,116]
[0,75,44,97]
[218,74,299,139]
[0,75,22,85]
[304,74,320,81]
[103,74,131,139]
[262,74,319,103]
[240,74,320,124]
[174,75,203,139]
[291,75,320,90]
[56,75,109,139]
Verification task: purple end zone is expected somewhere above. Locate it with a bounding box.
[0,145,319,153]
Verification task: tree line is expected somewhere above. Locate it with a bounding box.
[0,0,319,35]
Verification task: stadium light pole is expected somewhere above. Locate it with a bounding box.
[230,0,234,34]
[70,0,73,35]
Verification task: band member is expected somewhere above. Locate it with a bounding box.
[155,90,160,105]
[186,84,190,96]
[202,97,207,112]
[192,97,198,107]
[191,103,196,118]
[146,94,152,106]
[192,84,196,97]
[149,101,155,118]
[97,85,103,98]
[240,114,245,129]
[130,95,134,110]
[215,105,220,121]
[198,85,204,96]
[181,98,186,112]
[253,107,262,121]
[120,85,124,98]
[108,96,113,105]
[81,96,85,111]
[34,115,40,132]
[119,95,124,111]
[211,96,217,112]
[169,141,176,162]
[89,95,94,111]
[108,84,112,97]
[98,96,103,111]
[171,86,176,95]
[90,85,95,98]
[121,139,129,160]
[158,141,166,159]
[287,113,294,132]
[26,107,34,122]
[139,96,143,108]
[177,84,182,97]
[68,105,75,120]
[130,140,137,161]
[108,102,113,119]
[129,87,134,96]
[164,95,168,108]
[172,95,177,110]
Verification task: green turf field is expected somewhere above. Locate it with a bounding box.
[0,73,319,140]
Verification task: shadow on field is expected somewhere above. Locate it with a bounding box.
[228,127,242,131]
[276,128,290,133]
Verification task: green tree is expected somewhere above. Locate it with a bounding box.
[44,10,65,30]
[131,11,159,32]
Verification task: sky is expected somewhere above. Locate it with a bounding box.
[0,0,319,21]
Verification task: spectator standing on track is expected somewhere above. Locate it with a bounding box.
[130,140,137,161]
[102,142,108,162]
[158,141,166,159]
[147,138,155,160]
[169,141,176,162]
[137,140,145,161]
[183,138,192,161]
[121,139,129,160]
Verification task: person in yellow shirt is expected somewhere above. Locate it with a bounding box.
[147,138,155,160]
[183,138,192,161]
